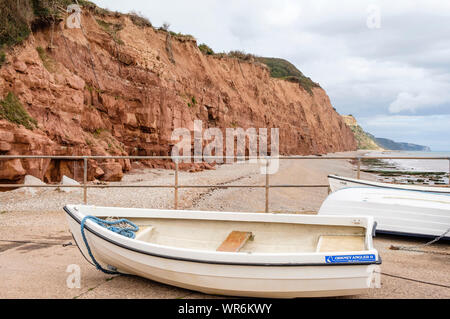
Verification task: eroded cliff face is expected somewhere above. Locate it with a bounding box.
[0,9,356,183]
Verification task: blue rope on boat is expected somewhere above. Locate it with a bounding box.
[80,215,139,275]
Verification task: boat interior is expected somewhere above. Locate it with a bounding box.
[122,217,367,253]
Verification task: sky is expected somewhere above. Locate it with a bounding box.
[92,0,450,151]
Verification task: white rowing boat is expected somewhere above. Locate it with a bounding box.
[319,187,450,239]
[64,205,381,298]
[328,174,450,194]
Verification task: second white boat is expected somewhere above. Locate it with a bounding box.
[319,187,450,239]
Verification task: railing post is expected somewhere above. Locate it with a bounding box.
[174,161,179,210]
[265,159,270,213]
[357,157,361,180]
[448,158,450,186]
[83,157,87,205]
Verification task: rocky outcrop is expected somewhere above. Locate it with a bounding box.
[0,7,356,184]
[342,115,382,150]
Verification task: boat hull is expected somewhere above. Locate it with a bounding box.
[319,187,450,239]
[65,206,380,298]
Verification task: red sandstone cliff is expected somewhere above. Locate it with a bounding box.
[0,8,356,184]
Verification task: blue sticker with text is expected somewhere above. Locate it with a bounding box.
[325,254,376,264]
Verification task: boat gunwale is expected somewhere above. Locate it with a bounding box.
[328,175,450,195]
[64,205,381,267]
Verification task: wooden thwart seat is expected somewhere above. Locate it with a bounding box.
[316,235,365,253]
[217,231,253,252]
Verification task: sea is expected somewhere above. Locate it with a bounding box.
[362,150,450,184]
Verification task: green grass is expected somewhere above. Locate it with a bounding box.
[36,46,56,72]
[281,75,319,95]
[256,57,304,78]
[0,92,37,130]
[96,19,124,45]
[198,44,214,56]
[186,95,197,108]
[92,128,102,137]
[255,57,320,95]
[0,49,5,67]
[92,128,108,138]
[85,83,104,94]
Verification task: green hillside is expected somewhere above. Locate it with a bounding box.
[255,57,320,95]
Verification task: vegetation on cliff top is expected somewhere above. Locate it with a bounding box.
[129,11,152,28]
[0,92,38,130]
[255,57,320,95]
[256,57,305,78]
[198,46,320,95]
[198,44,215,56]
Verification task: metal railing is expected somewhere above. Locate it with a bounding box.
[1,155,449,212]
